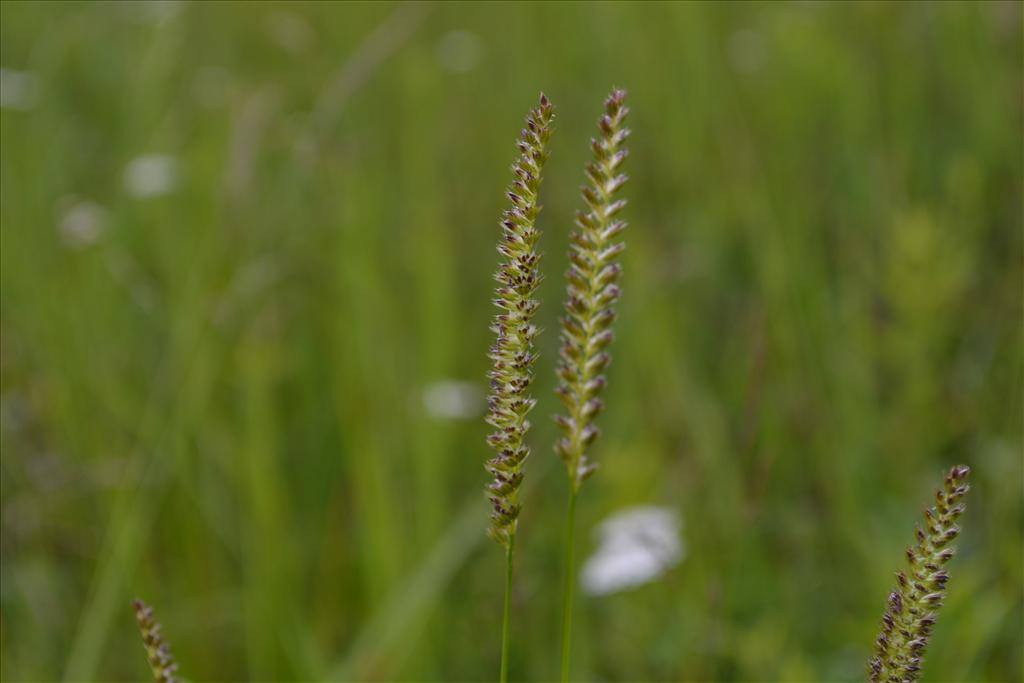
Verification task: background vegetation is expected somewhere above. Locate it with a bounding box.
[1,1,1021,681]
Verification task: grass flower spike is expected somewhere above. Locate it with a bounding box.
[485,92,554,548]
[868,465,971,683]
[556,89,630,683]
[554,89,630,489]
[484,93,554,682]
[133,599,179,683]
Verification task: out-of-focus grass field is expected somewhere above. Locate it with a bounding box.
[1,1,1021,681]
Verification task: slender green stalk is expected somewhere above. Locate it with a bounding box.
[500,532,515,683]
[554,89,630,683]
[559,489,578,683]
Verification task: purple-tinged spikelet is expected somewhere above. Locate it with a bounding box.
[554,89,630,489]
[867,465,971,683]
[133,599,179,683]
[485,93,555,548]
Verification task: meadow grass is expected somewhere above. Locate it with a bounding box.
[553,89,630,683]
[483,93,554,683]
[0,2,1021,681]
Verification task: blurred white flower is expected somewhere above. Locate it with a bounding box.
[57,197,109,248]
[124,155,179,198]
[582,505,684,596]
[422,380,484,420]
[0,68,40,110]
[436,30,483,74]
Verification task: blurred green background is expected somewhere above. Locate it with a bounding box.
[1,1,1021,681]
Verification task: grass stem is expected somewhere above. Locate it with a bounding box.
[500,532,515,683]
[559,488,578,683]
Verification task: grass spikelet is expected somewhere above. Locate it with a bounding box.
[554,88,630,490]
[132,599,179,683]
[484,92,555,549]
[867,465,971,683]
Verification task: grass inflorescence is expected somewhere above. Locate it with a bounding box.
[132,599,179,683]
[553,88,630,490]
[554,88,630,683]
[868,465,971,683]
[483,93,555,683]
[484,92,555,549]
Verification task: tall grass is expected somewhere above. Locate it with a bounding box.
[552,89,630,682]
[483,93,554,683]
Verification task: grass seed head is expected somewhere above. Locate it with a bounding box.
[485,93,555,548]
[554,88,630,490]
[867,465,971,683]
[133,599,179,683]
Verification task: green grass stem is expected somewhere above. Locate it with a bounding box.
[559,488,579,683]
[500,532,515,683]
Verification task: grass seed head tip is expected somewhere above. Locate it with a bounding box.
[133,599,180,683]
[867,465,972,683]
